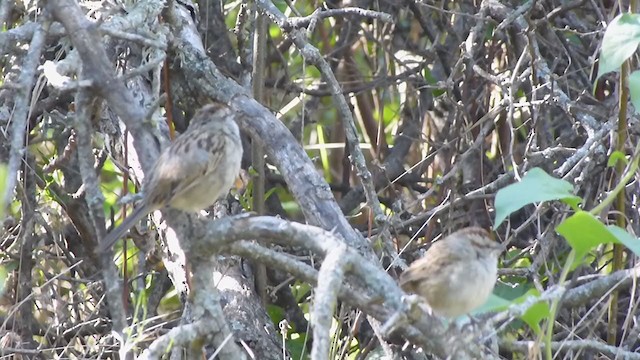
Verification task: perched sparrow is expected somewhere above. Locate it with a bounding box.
[399,227,503,317]
[99,103,243,252]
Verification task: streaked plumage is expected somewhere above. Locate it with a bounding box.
[399,227,503,317]
[99,103,242,252]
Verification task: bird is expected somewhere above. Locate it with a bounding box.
[399,227,503,317]
[99,103,243,252]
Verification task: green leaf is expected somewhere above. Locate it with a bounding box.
[557,212,613,260]
[285,332,309,360]
[518,289,550,335]
[597,13,640,80]
[471,293,511,315]
[607,150,629,167]
[494,281,532,300]
[556,212,640,261]
[266,304,286,326]
[292,281,312,302]
[494,168,581,226]
[607,225,640,256]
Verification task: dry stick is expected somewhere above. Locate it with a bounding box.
[534,120,640,360]
[1,261,85,358]
[284,7,393,29]
[558,270,636,355]
[506,46,530,181]
[252,7,268,305]
[563,266,640,308]
[188,254,247,360]
[375,171,514,238]
[46,0,161,168]
[500,339,640,360]
[74,91,129,345]
[312,244,349,360]
[1,13,49,216]
[259,17,408,357]
[227,241,373,308]
[453,0,619,356]
[2,11,49,347]
[479,5,619,355]
[139,321,217,360]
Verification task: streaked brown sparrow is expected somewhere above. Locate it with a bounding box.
[99,103,242,252]
[399,227,503,317]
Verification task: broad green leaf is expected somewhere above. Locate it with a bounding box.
[494,280,532,300]
[494,168,581,226]
[607,225,640,256]
[556,212,640,261]
[557,212,615,260]
[518,289,550,335]
[285,333,309,360]
[597,13,640,80]
[493,284,548,334]
[471,293,511,315]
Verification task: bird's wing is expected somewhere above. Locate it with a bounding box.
[399,241,464,289]
[145,132,225,206]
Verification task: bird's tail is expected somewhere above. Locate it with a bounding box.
[98,205,150,252]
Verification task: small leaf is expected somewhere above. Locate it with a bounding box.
[266,304,286,325]
[597,13,640,80]
[607,150,629,167]
[494,168,581,226]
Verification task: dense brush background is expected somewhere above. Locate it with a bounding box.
[0,0,638,359]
